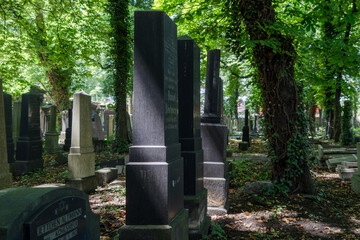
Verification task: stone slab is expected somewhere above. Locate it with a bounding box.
[95,167,118,186]
[65,175,98,194]
[119,208,189,240]
[204,177,228,210]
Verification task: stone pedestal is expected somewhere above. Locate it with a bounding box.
[45,105,59,154]
[0,79,12,189]
[66,92,97,194]
[15,91,43,175]
[119,11,188,240]
[201,123,228,215]
[178,36,210,239]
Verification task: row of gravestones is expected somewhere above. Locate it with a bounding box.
[0,11,229,240]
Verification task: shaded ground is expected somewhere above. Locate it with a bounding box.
[10,140,360,239]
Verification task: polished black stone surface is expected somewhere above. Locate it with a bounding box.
[3,92,14,163]
[201,50,221,124]
[126,11,184,226]
[16,91,43,174]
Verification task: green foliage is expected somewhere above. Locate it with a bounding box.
[105,137,130,154]
[341,100,354,146]
[229,158,270,188]
[202,222,227,240]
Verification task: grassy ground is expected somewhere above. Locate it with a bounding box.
[10,140,360,239]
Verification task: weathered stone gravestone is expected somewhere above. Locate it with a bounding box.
[60,110,68,143]
[119,11,188,240]
[351,143,360,194]
[12,100,21,148]
[201,49,229,215]
[250,114,259,137]
[0,79,12,190]
[15,90,43,175]
[63,103,72,151]
[44,105,60,154]
[40,104,51,138]
[178,35,210,238]
[0,187,99,239]
[66,92,97,193]
[91,104,105,141]
[3,92,14,169]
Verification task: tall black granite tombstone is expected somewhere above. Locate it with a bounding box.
[118,11,188,240]
[242,109,250,145]
[178,36,210,239]
[15,91,43,175]
[3,93,14,170]
[250,114,259,137]
[63,102,73,151]
[200,50,229,215]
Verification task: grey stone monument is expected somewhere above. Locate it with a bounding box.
[60,110,68,143]
[200,49,229,215]
[66,92,97,193]
[0,79,12,189]
[91,104,105,140]
[3,93,14,169]
[0,187,99,239]
[351,142,360,194]
[119,11,188,240]
[44,105,60,154]
[15,91,43,175]
[250,114,259,137]
[178,36,210,239]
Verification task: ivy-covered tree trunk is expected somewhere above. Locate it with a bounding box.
[35,9,71,112]
[309,98,316,133]
[108,0,131,144]
[230,0,315,194]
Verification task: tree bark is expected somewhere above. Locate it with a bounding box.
[108,0,131,144]
[233,0,314,194]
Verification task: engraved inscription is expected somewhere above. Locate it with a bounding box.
[164,33,178,130]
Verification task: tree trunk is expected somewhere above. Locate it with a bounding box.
[234,0,314,194]
[108,0,131,144]
[333,74,342,142]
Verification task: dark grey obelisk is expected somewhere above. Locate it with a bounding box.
[178,36,210,238]
[242,109,250,144]
[15,91,43,175]
[3,93,14,169]
[201,50,228,215]
[119,11,188,240]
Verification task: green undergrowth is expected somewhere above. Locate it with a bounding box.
[229,158,270,189]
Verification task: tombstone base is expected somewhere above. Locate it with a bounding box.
[66,175,98,194]
[207,206,228,216]
[204,177,229,213]
[118,208,189,240]
[238,142,249,151]
[0,164,12,190]
[184,188,211,240]
[15,159,43,175]
[352,174,360,195]
[44,132,60,154]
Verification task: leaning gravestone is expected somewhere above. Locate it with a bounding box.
[44,105,60,154]
[119,11,188,240]
[3,92,14,169]
[0,187,99,239]
[178,35,210,238]
[15,90,43,175]
[0,79,12,189]
[66,92,97,193]
[201,49,229,215]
